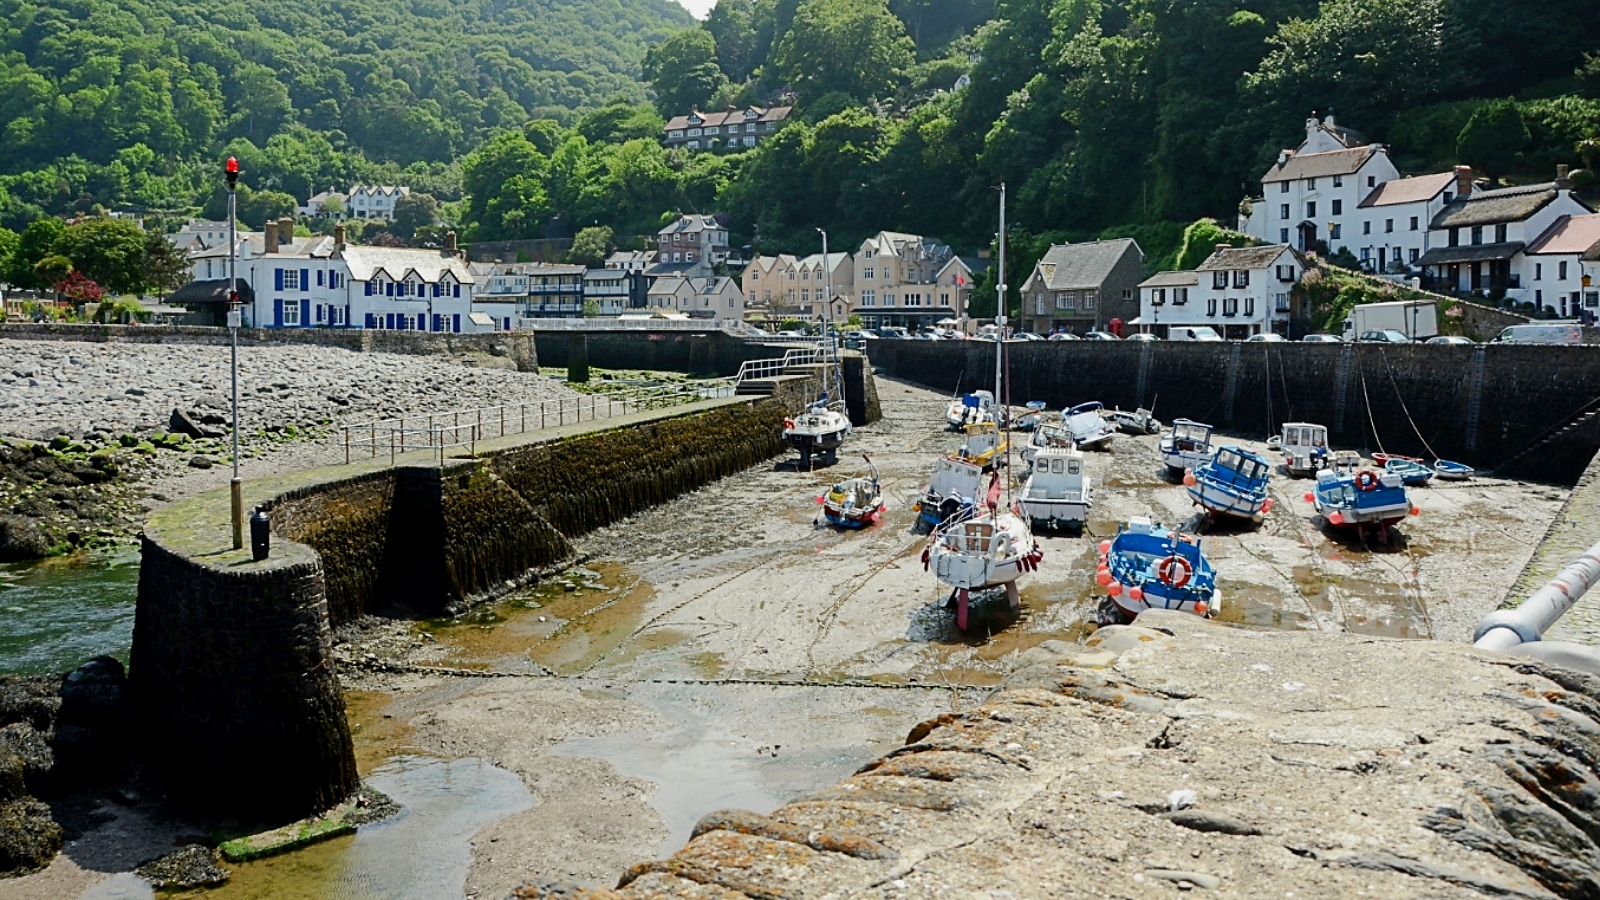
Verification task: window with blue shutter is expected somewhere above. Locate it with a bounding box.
[386,282,394,297]
[365,313,376,328]
[274,269,284,291]
[317,270,324,287]
[453,314,460,333]
[453,284,460,298]
[301,269,309,292]
[300,300,310,327]
[273,299,283,327]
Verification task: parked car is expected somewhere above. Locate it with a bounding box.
[1492,323,1583,345]
[1424,335,1474,346]
[1168,326,1224,342]
[1244,333,1286,343]
[1084,331,1121,341]
[775,329,808,337]
[1124,333,1161,342]
[913,332,943,340]
[1012,332,1045,341]
[1358,330,1412,343]
[1301,334,1343,343]
[1047,332,1083,341]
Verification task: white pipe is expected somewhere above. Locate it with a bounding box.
[1474,538,1600,651]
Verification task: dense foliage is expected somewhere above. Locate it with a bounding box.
[0,0,691,225]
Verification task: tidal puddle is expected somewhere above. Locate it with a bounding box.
[160,756,532,900]
[1,548,139,676]
[557,723,783,858]
[1212,582,1316,630]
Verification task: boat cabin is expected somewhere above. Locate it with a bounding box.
[1281,422,1329,475]
[1206,447,1270,490]
[1167,419,1212,453]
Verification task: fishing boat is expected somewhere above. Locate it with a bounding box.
[1104,406,1162,435]
[1183,445,1274,524]
[1306,467,1419,539]
[955,422,1009,471]
[1385,457,1435,487]
[1432,459,1475,481]
[1021,421,1074,466]
[946,390,997,430]
[923,182,1042,631]
[818,455,886,528]
[1280,422,1329,477]
[1329,449,1362,475]
[1064,401,1116,450]
[1159,419,1213,478]
[1013,400,1048,432]
[1370,451,1422,467]
[783,393,852,470]
[1020,444,1091,531]
[915,454,984,529]
[1095,517,1218,624]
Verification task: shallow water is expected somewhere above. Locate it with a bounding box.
[0,548,140,676]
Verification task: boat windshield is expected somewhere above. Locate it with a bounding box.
[1285,425,1326,449]
[1214,449,1266,482]
[1035,456,1082,475]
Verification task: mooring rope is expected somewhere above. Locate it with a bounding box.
[1377,347,1441,461]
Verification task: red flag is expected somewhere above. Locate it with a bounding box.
[985,473,1001,510]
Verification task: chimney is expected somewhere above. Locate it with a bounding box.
[1454,165,1474,200]
[1324,113,1336,129]
[263,220,279,255]
[1306,116,1319,141]
[1215,243,1233,253]
[333,224,346,252]
[279,217,294,247]
[1556,164,1573,190]
[446,230,458,255]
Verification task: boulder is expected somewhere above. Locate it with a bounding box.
[0,677,61,732]
[169,408,207,439]
[0,798,62,877]
[0,724,54,795]
[58,656,127,732]
[135,844,230,889]
[0,516,53,562]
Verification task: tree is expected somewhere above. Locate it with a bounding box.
[392,192,439,241]
[773,0,915,103]
[320,196,346,218]
[0,227,17,281]
[6,218,66,290]
[54,218,151,294]
[34,255,73,287]
[142,233,190,298]
[569,226,614,267]
[643,29,728,116]
[1456,99,1529,184]
[237,190,298,229]
[54,271,103,306]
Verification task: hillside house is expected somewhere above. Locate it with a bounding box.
[347,185,410,219]
[663,106,792,151]
[1018,239,1144,335]
[1138,244,1304,339]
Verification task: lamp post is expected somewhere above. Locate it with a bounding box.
[226,156,243,551]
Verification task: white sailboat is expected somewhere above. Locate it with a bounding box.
[922,184,1042,630]
[782,228,852,470]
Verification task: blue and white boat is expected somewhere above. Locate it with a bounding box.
[1013,400,1048,432]
[1432,459,1474,481]
[1184,445,1273,524]
[1064,401,1116,450]
[1096,517,1218,623]
[1384,457,1435,487]
[1306,467,1417,537]
[946,390,996,430]
[1160,419,1213,478]
[916,455,984,529]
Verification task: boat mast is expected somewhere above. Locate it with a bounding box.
[997,183,1011,502]
[817,226,842,406]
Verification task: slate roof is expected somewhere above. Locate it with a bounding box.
[338,247,475,284]
[1430,183,1561,229]
[1262,147,1377,184]
[1359,172,1455,209]
[1138,271,1200,288]
[658,214,724,236]
[1197,244,1295,271]
[1026,240,1141,290]
[1414,242,1525,266]
[1526,214,1600,256]
[168,279,255,306]
[664,106,792,132]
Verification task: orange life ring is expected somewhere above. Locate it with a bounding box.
[1355,469,1380,492]
[784,417,795,430]
[1157,555,1193,589]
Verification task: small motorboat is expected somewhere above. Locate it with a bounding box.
[1329,450,1362,475]
[783,393,852,471]
[1021,421,1074,467]
[946,390,996,430]
[1064,401,1116,450]
[916,455,984,529]
[818,455,886,529]
[1432,459,1475,481]
[955,422,1009,471]
[922,473,1043,630]
[1020,444,1091,531]
[1183,445,1273,524]
[1280,422,1329,477]
[1103,406,1162,435]
[1370,451,1422,467]
[1306,467,1418,539]
[1012,400,1048,432]
[1159,419,1213,478]
[1096,517,1218,624]
[1384,457,1435,487]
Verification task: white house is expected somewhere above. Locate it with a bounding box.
[347,185,410,220]
[1520,212,1600,318]
[299,189,348,219]
[1352,170,1459,274]
[1138,244,1304,339]
[1242,118,1400,255]
[167,220,231,254]
[646,275,745,322]
[1415,169,1593,302]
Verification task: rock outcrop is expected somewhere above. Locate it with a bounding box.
[509,611,1600,898]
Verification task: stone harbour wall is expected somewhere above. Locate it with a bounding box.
[268,471,397,627]
[130,536,359,821]
[869,339,1600,484]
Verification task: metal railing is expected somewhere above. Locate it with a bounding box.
[341,381,735,465]
[734,347,825,384]
[1474,538,1600,675]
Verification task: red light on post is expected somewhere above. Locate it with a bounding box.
[225,156,239,188]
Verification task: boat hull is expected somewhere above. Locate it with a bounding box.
[1185,480,1268,523]
[823,505,883,528]
[925,513,1042,591]
[1101,522,1218,621]
[1020,498,1089,530]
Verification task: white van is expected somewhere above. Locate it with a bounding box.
[1492,323,1583,345]
[1168,326,1224,342]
